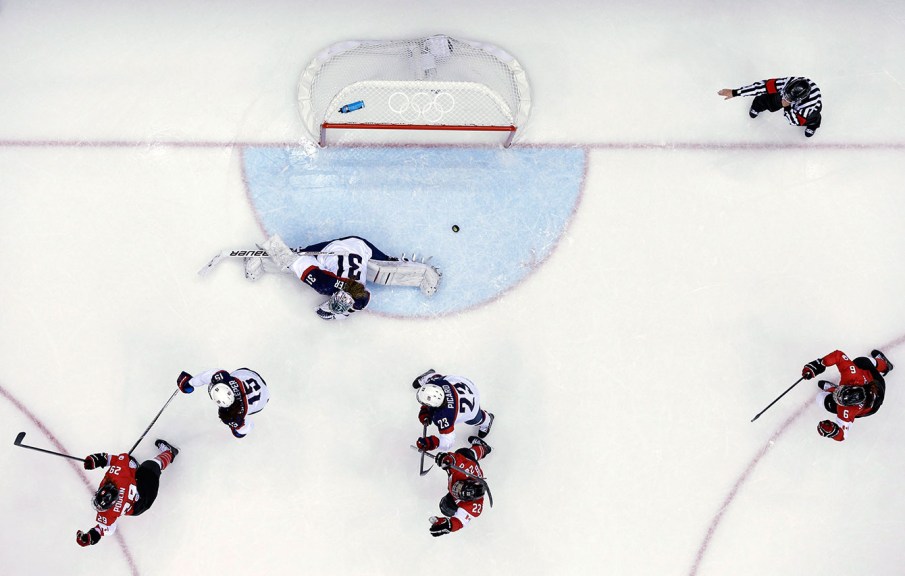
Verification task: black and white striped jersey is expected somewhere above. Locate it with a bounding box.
[733,76,822,126]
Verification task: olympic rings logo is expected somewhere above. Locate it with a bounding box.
[388,91,455,123]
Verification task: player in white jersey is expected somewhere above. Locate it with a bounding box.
[413,370,495,452]
[244,234,441,320]
[177,368,270,438]
[288,236,383,320]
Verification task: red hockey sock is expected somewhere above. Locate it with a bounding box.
[154,450,174,471]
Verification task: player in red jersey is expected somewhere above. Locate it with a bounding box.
[801,349,893,442]
[75,439,178,547]
[428,436,492,537]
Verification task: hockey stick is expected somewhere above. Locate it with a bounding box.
[197,248,335,277]
[750,377,804,422]
[128,390,179,455]
[410,445,493,507]
[419,422,432,476]
[13,431,84,462]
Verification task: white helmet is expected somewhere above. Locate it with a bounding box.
[416,383,445,407]
[209,382,236,407]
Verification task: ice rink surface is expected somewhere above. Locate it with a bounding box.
[2,1,905,575]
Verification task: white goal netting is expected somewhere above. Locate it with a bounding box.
[298,35,531,147]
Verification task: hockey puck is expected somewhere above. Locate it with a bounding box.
[451,225,460,233]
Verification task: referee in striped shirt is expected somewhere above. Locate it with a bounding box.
[719,77,822,137]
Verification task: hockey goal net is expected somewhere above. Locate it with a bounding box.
[298,35,531,147]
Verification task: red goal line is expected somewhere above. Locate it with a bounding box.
[320,123,518,147]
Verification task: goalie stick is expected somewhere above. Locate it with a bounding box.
[410,445,493,507]
[13,431,84,462]
[197,248,335,277]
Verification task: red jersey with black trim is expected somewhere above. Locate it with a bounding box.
[821,350,875,387]
[444,452,486,532]
[820,351,878,441]
[94,453,139,536]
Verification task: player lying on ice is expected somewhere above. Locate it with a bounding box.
[243,234,441,320]
[801,349,893,442]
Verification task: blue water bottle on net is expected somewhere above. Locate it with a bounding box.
[339,100,364,114]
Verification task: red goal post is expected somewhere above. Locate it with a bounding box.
[298,35,531,147]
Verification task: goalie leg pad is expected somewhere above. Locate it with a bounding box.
[367,257,441,296]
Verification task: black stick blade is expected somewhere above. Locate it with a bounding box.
[13,432,26,445]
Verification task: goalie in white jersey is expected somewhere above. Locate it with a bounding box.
[244,234,441,320]
[176,368,270,438]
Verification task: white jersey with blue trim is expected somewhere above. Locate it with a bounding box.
[190,368,270,436]
[430,375,482,451]
[191,368,270,416]
[289,237,374,284]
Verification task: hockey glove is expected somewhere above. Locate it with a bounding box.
[177,371,194,393]
[817,420,841,439]
[802,359,826,380]
[418,406,432,425]
[416,436,440,452]
[76,528,102,547]
[429,516,452,537]
[434,452,454,469]
[83,453,109,470]
[412,368,438,389]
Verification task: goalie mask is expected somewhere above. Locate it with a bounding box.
[833,385,867,407]
[209,382,236,407]
[416,384,445,407]
[329,290,355,314]
[451,479,485,502]
[93,481,119,512]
